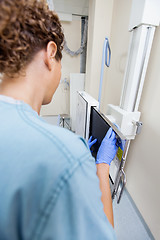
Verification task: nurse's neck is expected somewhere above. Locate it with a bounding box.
[0,51,49,115]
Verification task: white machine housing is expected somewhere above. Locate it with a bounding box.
[75,91,99,139]
[129,0,160,30]
[107,104,141,140]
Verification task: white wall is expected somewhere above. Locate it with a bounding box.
[85,0,114,100]
[125,25,160,239]
[101,0,131,113]
[40,17,81,116]
[86,0,160,238]
[53,0,89,16]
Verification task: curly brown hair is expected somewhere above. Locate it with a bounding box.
[0,0,64,77]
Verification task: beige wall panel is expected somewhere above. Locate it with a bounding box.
[125,26,160,239]
[101,0,132,112]
[85,0,114,101]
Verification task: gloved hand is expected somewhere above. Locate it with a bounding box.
[88,136,97,149]
[113,123,126,151]
[96,127,118,166]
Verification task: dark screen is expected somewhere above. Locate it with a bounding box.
[89,107,110,158]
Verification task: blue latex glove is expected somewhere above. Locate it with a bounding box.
[96,127,118,165]
[113,123,126,151]
[88,136,97,149]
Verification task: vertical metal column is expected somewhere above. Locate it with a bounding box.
[80,17,88,73]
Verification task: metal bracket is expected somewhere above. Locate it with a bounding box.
[112,159,126,203]
[132,121,143,134]
[111,140,130,203]
[116,169,127,203]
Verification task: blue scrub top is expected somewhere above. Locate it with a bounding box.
[0,95,116,240]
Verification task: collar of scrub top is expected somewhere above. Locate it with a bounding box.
[0,95,39,117]
[0,95,23,105]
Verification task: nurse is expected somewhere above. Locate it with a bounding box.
[0,0,118,239]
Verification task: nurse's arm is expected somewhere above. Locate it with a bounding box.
[96,163,114,227]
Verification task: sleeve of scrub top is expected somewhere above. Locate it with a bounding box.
[39,156,116,240]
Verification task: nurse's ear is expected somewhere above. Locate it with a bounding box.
[44,41,57,71]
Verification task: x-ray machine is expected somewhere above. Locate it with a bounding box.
[75,0,160,203]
